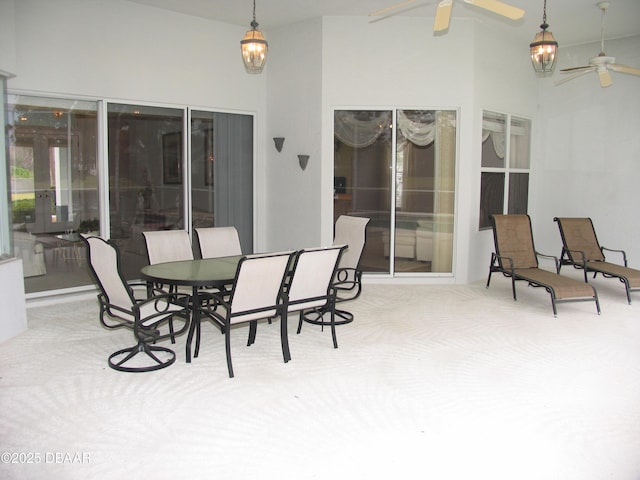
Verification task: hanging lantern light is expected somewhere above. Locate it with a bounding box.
[240,0,268,74]
[530,0,559,74]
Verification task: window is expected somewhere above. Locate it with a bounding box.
[479,110,531,230]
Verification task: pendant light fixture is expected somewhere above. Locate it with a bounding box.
[529,0,558,74]
[240,0,268,74]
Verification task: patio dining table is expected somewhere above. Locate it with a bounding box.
[140,255,243,362]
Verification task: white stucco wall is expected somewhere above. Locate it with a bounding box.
[532,34,640,268]
[266,18,323,251]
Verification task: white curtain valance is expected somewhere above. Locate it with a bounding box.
[335,110,457,148]
[334,111,392,148]
[482,119,506,159]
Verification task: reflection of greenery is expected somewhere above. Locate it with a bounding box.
[12,199,36,223]
[11,166,33,178]
[78,218,99,233]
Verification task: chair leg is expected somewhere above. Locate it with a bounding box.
[281,311,291,363]
[330,306,338,349]
[247,320,257,346]
[296,311,304,334]
[168,317,176,344]
[225,326,234,378]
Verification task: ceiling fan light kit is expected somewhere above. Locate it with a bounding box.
[557,1,640,88]
[529,0,558,74]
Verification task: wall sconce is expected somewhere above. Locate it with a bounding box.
[297,155,309,171]
[273,137,285,152]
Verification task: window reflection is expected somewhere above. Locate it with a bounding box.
[107,104,185,280]
[7,95,99,293]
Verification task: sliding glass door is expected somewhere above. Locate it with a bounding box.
[8,94,255,294]
[334,109,457,275]
[191,110,253,254]
[8,95,99,292]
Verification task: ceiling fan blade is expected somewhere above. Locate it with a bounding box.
[433,0,453,31]
[369,0,417,16]
[609,63,640,76]
[598,68,612,88]
[560,65,592,73]
[463,0,525,20]
[555,68,594,86]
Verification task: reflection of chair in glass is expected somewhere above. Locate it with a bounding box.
[554,217,640,304]
[12,230,46,277]
[192,251,295,378]
[83,235,190,372]
[486,214,600,316]
[290,245,346,348]
[194,226,242,258]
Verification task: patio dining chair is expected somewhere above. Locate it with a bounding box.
[83,235,190,372]
[143,229,195,295]
[195,226,242,259]
[288,245,346,348]
[190,250,295,378]
[486,214,600,316]
[142,229,194,264]
[303,215,370,327]
[554,217,640,304]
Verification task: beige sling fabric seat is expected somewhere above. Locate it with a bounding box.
[554,217,640,304]
[486,214,600,316]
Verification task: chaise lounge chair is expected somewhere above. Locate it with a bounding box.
[486,214,600,316]
[554,217,640,304]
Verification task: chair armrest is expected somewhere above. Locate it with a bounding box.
[601,246,628,266]
[492,253,515,272]
[535,251,560,273]
[562,248,587,266]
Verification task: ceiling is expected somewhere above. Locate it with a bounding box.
[126,0,640,47]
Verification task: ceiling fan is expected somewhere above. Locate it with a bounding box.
[369,0,525,33]
[556,1,640,88]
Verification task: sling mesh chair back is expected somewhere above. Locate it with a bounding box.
[287,245,346,348]
[142,229,194,264]
[142,229,194,294]
[83,235,190,372]
[554,217,640,304]
[486,214,600,316]
[191,251,295,378]
[194,226,242,259]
